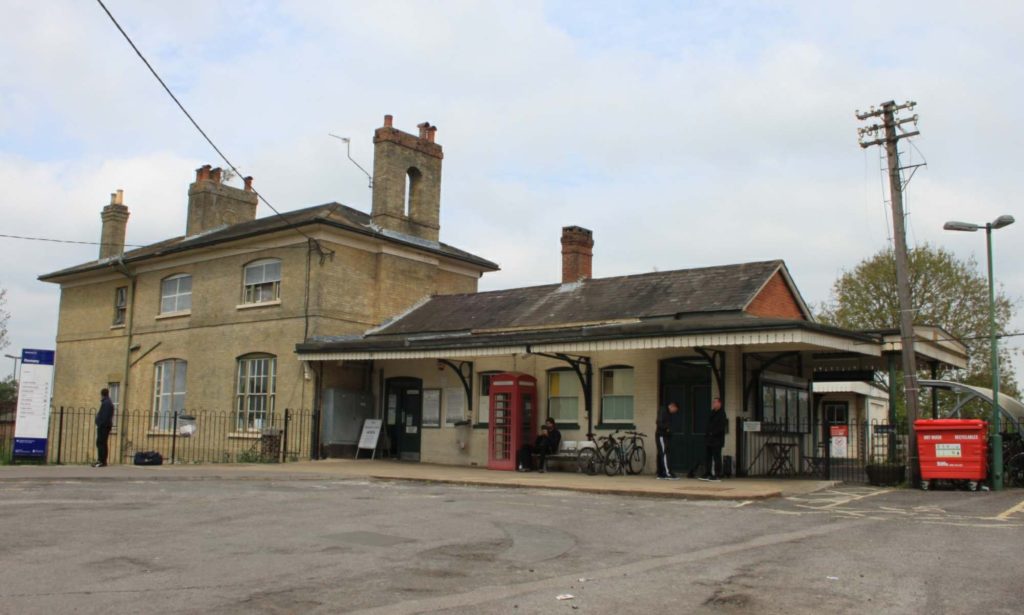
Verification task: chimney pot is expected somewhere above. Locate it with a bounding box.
[243,176,254,191]
[196,164,212,182]
[384,114,393,128]
[210,167,223,184]
[417,122,430,140]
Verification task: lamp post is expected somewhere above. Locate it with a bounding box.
[943,214,1014,491]
[3,353,18,381]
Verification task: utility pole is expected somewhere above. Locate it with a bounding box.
[856,100,922,481]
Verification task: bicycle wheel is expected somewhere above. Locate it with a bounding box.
[627,446,646,475]
[604,446,622,476]
[577,447,598,475]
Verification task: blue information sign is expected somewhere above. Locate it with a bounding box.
[13,349,56,459]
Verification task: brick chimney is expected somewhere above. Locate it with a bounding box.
[561,226,594,283]
[186,165,259,236]
[99,189,130,259]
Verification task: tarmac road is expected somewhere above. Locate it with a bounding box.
[0,471,1021,614]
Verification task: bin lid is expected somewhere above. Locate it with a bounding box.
[914,418,988,431]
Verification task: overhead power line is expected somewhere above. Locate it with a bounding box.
[93,0,332,259]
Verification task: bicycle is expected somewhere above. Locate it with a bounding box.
[576,432,619,476]
[619,430,648,475]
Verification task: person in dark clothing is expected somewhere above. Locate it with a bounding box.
[700,398,727,481]
[517,418,562,472]
[655,402,679,479]
[93,388,115,468]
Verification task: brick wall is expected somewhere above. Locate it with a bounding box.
[745,271,805,320]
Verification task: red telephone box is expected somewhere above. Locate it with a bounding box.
[488,373,537,471]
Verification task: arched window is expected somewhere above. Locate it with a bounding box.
[236,353,277,431]
[547,368,580,423]
[160,274,192,314]
[153,359,187,430]
[242,259,281,304]
[404,167,422,217]
[601,366,634,424]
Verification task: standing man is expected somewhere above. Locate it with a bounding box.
[655,402,680,480]
[93,388,114,468]
[700,398,727,481]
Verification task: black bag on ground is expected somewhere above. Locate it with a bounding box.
[133,451,163,466]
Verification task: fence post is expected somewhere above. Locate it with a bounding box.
[282,408,290,463]
[311,408,320,460]
[56,406,65,465]
[823,418,831,480]
[171,411,178,465]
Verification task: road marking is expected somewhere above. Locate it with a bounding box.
[733,500,753,508]
[996,497,1024,521]
[820,488,892,509]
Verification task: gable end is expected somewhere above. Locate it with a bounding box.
[745,271,806,320]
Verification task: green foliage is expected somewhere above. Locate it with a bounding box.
[0,376,17,403]
[818,243,1018,395]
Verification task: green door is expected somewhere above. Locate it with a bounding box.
[386,377,422,461]
[660,359,712,474]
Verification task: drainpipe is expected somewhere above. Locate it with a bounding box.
[114,256,136,463]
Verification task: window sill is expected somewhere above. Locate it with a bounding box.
[110,324,126,330]
[155,310,191,320]
[146,430,174,437]
[473,422,489,429]
[595,422,636,430]
[554,422,581,431]
[236,300,281,310]
[227,432,262,439]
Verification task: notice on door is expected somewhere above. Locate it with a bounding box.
[830,425,849,458]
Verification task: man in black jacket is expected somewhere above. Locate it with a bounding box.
[699,398,727,481]
[655,402,679,479]
[93,388,114,468]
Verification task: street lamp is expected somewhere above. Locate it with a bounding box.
[3,353,18,381]
[943,214,1015,491]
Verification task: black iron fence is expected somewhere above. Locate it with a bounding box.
[736,417,908,484]
[8,406,316,465]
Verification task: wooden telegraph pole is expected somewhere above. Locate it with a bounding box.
[856,100,922,480]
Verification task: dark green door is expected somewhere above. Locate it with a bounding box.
[660,359,712,474]
[386,378,422,461]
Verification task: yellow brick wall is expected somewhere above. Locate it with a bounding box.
[49,229,484,421]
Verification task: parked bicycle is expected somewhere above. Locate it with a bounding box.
[576,432,619,476]
[619,430,648,475]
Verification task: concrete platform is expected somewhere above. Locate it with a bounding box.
[0,459,835,500]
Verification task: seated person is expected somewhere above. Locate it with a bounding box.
[517,418,562,472]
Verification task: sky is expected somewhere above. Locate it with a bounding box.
[2,0,1023,379]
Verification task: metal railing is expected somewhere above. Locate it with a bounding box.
[22,406,316,465]
[736,418,908,484]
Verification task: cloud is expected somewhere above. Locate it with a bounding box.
[2,0,1024,366]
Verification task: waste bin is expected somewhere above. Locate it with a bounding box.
[914,419,988,491]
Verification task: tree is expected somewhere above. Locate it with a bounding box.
[818,243,1018,396]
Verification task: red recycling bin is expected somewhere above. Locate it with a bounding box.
[914,419,988,488]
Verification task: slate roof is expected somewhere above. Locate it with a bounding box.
[296,312,878,355]
[39,202,498,281]
[372,260,795,336]
[293,259,854,355]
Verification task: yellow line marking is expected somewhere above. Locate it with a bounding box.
[996,497,1024,520]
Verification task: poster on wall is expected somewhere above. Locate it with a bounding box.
[13,349,56,459]
[422,389,441,427]
[445,387,466,425]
